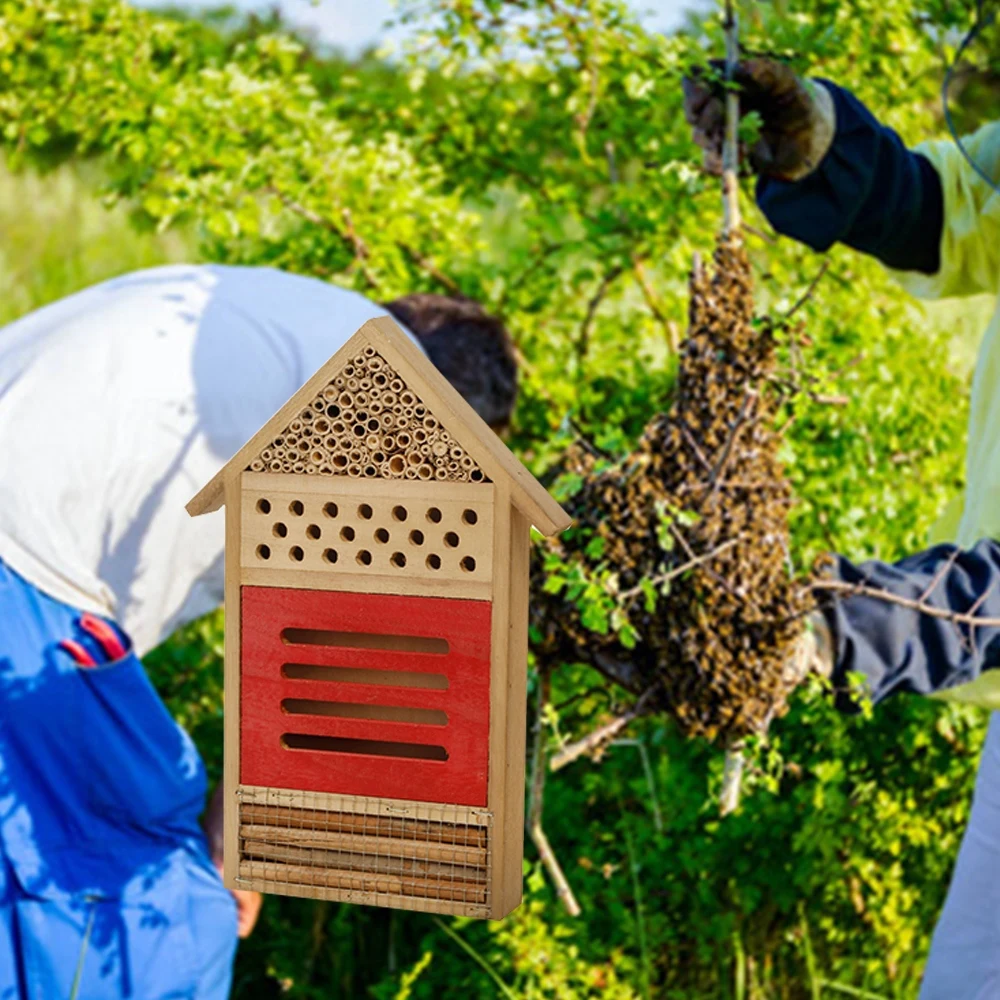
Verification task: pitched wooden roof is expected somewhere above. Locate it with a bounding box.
[186,315,571,536]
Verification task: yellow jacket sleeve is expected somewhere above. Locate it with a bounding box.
[890,121,1000,300]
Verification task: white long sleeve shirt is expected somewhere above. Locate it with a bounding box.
[0,264,416,655]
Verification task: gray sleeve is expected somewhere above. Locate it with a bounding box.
[820,539,1000,707]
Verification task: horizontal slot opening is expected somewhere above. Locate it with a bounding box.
[282,629,448,655]
[282,699,448,726]
[282,734,448,760]
[282,663,449,690]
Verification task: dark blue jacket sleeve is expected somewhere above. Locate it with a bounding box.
[757,82,944,275]
[821,539,1000,707]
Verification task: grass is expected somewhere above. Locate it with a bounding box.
[0,158,192,327]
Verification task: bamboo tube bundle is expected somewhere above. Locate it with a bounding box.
[246,346,489,483]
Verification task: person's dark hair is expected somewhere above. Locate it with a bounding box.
[382,294,518,430]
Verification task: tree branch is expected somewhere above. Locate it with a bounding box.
[812,579,1000,629]
[618,537,742,600]
[266,184,380,289]
[577,265,624,365]
[398,242,461,294]
[528,668,581,916]
[550,686,659,772]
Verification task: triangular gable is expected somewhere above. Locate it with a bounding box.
[187,316,571,536]
[243,333,487,484]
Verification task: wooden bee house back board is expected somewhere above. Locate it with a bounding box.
[188,316,570,920]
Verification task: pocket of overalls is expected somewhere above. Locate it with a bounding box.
[78,650,208,832]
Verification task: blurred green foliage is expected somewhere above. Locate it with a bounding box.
[0,0,996,995]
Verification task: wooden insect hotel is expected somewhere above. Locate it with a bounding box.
[186,316,571,919]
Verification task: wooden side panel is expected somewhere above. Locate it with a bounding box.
[240,587,492,806]
[223,479,242,890]
[498,509,531,916]
[486,483,513,913]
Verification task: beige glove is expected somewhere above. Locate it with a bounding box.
[784,612,835,690]
[682,58,837,182]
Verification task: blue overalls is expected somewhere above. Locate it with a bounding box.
[0,557,237,998]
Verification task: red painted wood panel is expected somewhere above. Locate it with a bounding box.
[240,587,492,806]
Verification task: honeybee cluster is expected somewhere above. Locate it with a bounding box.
[533,237,810,743]
[246,344,487,483]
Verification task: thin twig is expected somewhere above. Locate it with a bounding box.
[398,242,461,294]
[721,0,742,236]
[706,390,758,500]
[918,548,961,602]
[618,537,742,600]
[778,260,830,327]
[680,424,714,474]
[631,253,677,353]
[267,184,380,288]
[528,669,581,916]
[550,687,659,772]
[812,580,1000,629]
[577,265,624,365]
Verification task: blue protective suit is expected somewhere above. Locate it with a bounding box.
[0,557,236,998]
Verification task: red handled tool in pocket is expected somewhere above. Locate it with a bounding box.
[59,612,129,668]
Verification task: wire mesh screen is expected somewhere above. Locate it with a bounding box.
[236,786,493,917]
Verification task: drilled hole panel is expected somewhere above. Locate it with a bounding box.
[235,788,493,917]
[244,339,488,484]
[240,476,494,597]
